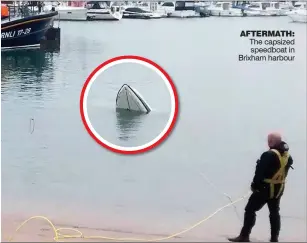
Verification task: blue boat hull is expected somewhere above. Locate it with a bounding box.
[1,11,58,50]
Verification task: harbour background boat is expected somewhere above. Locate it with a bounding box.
[287,2,307,23]
[86,1,123,21]
[12,0,305,20]
[1,14,306,241]
[43,1,88,21]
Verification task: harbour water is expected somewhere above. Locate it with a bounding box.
[1,17,306,241]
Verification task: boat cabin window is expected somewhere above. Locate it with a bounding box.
[87,1,109,9]
[185,1,196,10]
[222,2,230,10]
[215,3,222,8]
[162,2,174,7]
[111,6,120,12]
[28,1,38,6]
[274,3,279,9]
[261,3,270,10]
[175,1,185,8]
[249,4,260,8]
[175,1,195,11]
[150,2,158,11]
[125,7,147,13]
[294,3,302,8]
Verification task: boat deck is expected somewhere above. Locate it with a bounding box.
[2,16,23,24]
[1,11,54,25]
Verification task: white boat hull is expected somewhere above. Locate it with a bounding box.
[87,10,123,20]
[151,12,163,18]
[138,6,167,17]
[279,9,291,16]
[169,10,200,18]
[53,7,87,20]
[116,84,151,113]
[288,12,307,23]
[209,9,243,17]
[245,9,280,16]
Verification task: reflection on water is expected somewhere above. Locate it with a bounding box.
[116,109,146,141]
[1,49,58,99]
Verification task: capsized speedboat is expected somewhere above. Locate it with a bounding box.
[116,84,152,114]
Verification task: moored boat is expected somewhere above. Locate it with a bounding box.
[278,1,295,16]
[1,3,58,50]
[86,1,123,21]
[136,2,168,17]
[123,7,162,19]
[207,2,244,17]
[44,2,87,21]
[287,3,307,23]
[160,1,203,18]
[244,2,281,16]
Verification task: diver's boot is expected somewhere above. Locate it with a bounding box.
[270,235,279,242]
[228,211,255,242]
[228,236,250,242]
[269,211,280,242]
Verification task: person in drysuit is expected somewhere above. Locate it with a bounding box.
[228,132,294,242]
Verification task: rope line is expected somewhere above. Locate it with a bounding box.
[198,172,243,222]
[7,191,251,242]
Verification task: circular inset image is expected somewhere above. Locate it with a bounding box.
[80,55,179,154]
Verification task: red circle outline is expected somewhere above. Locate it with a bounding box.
[80,55,179,155]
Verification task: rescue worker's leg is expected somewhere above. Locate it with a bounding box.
[267,197,281,242]
[228,192,267,242]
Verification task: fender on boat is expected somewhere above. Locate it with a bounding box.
[116,84,152,114]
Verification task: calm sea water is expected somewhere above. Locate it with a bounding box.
[1,17,306,240]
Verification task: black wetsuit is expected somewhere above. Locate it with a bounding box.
[239,141,294,242]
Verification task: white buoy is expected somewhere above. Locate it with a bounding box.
[116,84,152,114]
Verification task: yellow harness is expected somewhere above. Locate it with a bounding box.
[263,149,289,199]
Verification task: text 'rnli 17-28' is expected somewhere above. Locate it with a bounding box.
[1,28,32,39]
[238,30,296,62]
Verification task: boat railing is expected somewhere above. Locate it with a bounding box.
[5,1,45,21]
